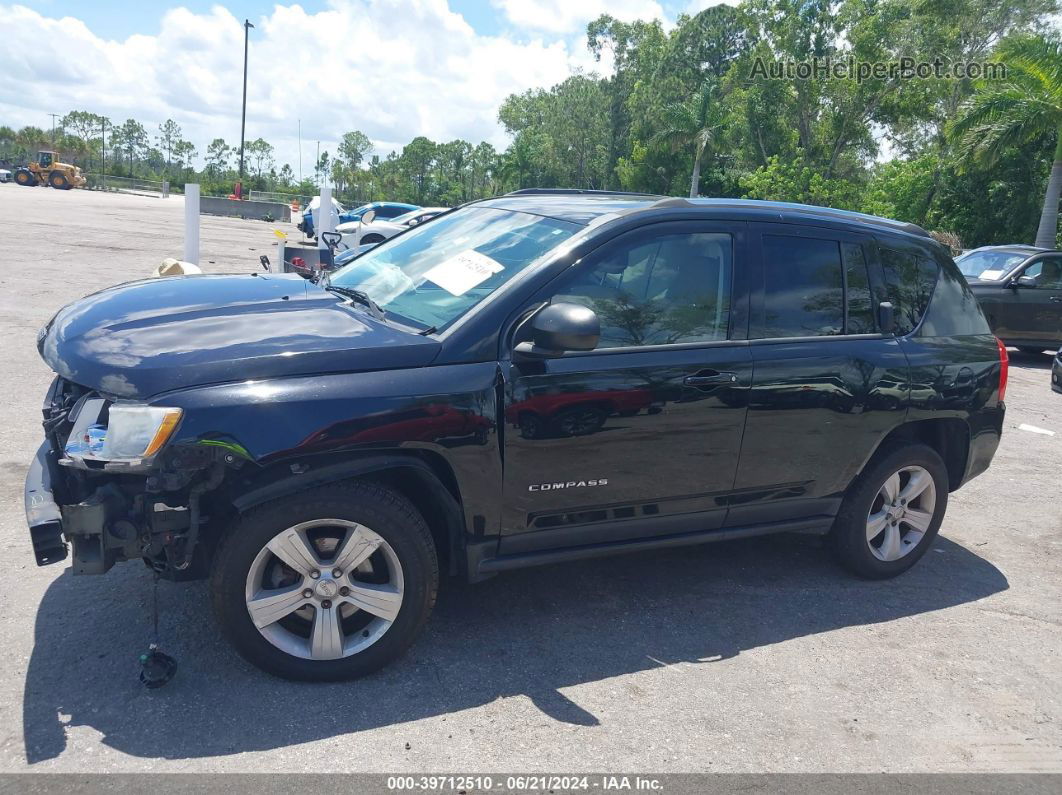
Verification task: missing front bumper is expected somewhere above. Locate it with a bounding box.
[25,442,67,566]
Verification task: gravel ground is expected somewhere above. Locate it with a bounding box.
[0,186,1059,774]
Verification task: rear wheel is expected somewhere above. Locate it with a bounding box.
[14,168,36,187]
[211,481,438,680]
[830,443,948,579]
[49,171,69,189]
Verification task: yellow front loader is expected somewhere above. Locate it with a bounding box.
[14,151,86,189]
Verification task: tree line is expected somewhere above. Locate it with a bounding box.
[0,0,1059,249]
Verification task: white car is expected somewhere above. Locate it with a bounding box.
[0,169,12,183]
[337,207,448,250]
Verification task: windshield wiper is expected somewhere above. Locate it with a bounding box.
[324,284,386,320]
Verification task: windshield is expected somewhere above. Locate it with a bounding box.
[329,206,580,330]
[955,250,1028,280]
[389,210,424,225]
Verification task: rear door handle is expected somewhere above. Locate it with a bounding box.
[684,370,738,387]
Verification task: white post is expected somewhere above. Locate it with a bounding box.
[317,184,335,250]
[317,184,335,271]
[184,183,200,265]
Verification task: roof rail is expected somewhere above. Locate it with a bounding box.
[505,188,662,198]
[655,197,932,239]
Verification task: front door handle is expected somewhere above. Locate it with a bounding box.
[684,370,738,387]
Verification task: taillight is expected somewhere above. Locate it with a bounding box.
[995,337,1009,403]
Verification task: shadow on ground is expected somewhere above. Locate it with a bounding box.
[23,533,1007,762]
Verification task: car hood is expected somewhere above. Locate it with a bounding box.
[38,273,440,399]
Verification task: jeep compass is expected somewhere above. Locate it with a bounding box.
[26,190,1007,680]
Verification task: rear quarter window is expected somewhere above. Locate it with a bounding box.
[918,254,992,337]
[879,246,939,335]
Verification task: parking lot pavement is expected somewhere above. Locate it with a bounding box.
[0,186,1059,774]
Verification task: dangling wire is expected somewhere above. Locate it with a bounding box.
[152,571,160,647]
[140,570,177,688]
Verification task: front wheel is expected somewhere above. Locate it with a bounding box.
[210,481,438,680]
[830,443,948,579]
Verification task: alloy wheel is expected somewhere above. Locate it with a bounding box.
[865,465,936,562]
[244,519,404,660]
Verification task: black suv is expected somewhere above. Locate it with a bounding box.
[958,245,1062,353]
[26,191,1006,680]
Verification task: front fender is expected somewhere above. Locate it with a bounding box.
[154,363,503,536]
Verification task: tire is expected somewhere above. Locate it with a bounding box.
[210,480,438,681]
[14,168,36,187]
[49,171,69,189]
[1017,346,1044,355]
[361,234,385,245]
[830,442,948,579]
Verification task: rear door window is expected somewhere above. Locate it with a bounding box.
[760,235,844,338]
[879,247,939,335]
[756,233,877,338]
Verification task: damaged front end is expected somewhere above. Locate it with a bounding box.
[26,376,235,578]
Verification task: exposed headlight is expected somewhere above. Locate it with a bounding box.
[65,402,182,464]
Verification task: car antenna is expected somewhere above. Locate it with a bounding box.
[138,572,177,689]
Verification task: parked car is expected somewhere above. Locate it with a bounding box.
[955,245,1046,281]
[26,191,1006,681]
[0,169,11,183]
[962,246,1062,353]
[1053,346,1062,394]
[299,200,418,239]
[341,201,418,225]
[337,207,448,250]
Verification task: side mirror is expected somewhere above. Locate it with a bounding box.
[877,301,896,334]
[1015,275,1038,288]
[361,209,377,225]
[515,302,600,359]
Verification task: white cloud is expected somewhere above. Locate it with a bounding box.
[490,0,665,34]
[682,0,742,14]
[0,0,606,175]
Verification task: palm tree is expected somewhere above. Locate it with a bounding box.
[952,34,1062,249]
[653,80,721,198]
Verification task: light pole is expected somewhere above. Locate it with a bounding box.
[237,18,254,182]
[101,118,107,190]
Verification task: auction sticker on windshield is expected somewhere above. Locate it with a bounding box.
[423,249,504,296]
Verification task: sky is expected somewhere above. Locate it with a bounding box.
[0,0,736,178]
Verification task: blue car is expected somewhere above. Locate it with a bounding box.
[301,201,419,238]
